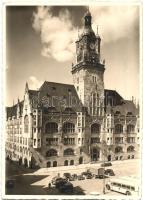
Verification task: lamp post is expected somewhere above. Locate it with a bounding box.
[102,140,106,194]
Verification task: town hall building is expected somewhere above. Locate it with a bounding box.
[6,10,140,168]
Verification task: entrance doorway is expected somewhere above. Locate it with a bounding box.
[79,157,83,164]
[91,148,99,161]
[108,155,111,161]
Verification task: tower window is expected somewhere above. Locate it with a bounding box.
[77,86,79,91]
[92,76,96,83]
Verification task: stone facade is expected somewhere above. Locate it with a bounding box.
[6,10,140,168]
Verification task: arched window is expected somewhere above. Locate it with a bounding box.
[53,161,57,167]
[64,160,68,166]
[115,146,123,153]
[127,146,134,152]
[91,123,100,134]
[127,124,135,134]
[64,148,74,156]
[24,115,29,133]
[70,160,74,165]
[63,122,75,133]
[46,149,57,157]
[45,122,58,134]
[115,124,123,134]
[47,161,51,168]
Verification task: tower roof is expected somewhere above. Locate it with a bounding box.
[84,7,91,17]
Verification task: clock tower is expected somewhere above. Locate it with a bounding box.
[72,9,105,116]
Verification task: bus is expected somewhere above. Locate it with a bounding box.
[106,176,139,196]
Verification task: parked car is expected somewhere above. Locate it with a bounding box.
[95,168,108,179]
[82,170,93,177]
[72,173,78,179]
[86,174,94,179]
[52,177,67,185]
[105,169,115,176]
[95,174,108,179]
[63,173,71,179]
[78,175,85,180]
[69,174,77,181]
[101,162,112,167]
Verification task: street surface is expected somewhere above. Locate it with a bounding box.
[5,159,140,196]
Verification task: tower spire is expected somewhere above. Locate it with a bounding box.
[84,6,92,27]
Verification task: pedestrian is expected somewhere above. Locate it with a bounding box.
[48,182,51,188]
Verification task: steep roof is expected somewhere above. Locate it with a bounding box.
[113,100,138,115]
[39,81,83,113]
[6,82,138,117]
[6,100,24,119]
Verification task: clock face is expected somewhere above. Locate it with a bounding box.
[90,43,95,50]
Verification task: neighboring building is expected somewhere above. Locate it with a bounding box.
[6,10,140,168]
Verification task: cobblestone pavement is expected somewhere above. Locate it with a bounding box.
[31,159,140,196]
[6,159,140,196]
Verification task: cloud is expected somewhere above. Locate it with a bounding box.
[32,6,138,63]
[28,76,43,89]
[90,6,138,44]
[32,6,77,62]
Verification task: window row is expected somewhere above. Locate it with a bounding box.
[46,148,74,157]
[115,124,136,134]
[46,159,74,168]
[46,138,58,145]
[64,138,75,145]
[45,122,101,134]
[115,146,135,153]
[45,122,75,134]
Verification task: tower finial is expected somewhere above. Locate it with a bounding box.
[87,5,89,12]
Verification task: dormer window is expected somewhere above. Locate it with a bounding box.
[92,76,96,83]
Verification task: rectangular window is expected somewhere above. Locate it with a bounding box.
[82,138,84,144]
[78,138,80,144]
[34,139,36,146]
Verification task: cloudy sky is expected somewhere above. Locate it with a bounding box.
[6,5,139,106]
